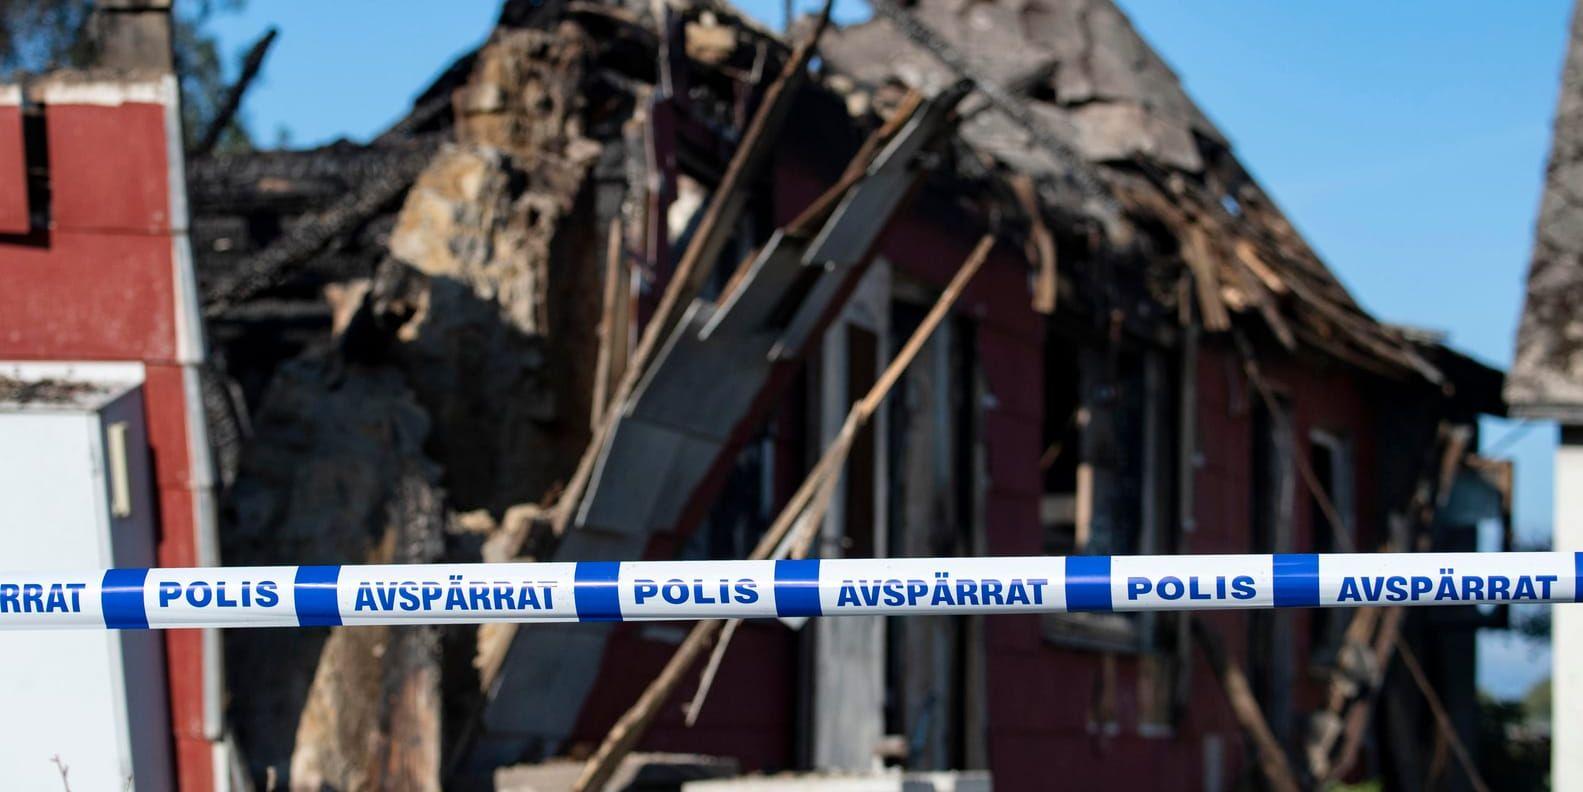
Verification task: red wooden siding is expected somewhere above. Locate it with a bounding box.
[0,81,213,792]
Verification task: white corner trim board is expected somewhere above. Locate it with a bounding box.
[0,552,1576,630]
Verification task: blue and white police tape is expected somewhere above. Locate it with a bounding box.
[0,552,1577,630]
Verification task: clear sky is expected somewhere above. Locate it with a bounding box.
[208,0,1571,698]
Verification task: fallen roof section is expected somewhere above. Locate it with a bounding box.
[466,85,968,773]
[820,0,1447,386]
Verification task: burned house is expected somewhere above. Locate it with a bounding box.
[0,0,1519,790]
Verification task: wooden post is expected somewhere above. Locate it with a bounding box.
[591,220,631,425]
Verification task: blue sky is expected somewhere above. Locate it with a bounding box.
[209,0,1571,698]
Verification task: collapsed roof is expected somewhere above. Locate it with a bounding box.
[188,0,1489,398]
[821,0,1452,384]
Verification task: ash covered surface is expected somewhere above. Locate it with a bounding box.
[0,375,109,406]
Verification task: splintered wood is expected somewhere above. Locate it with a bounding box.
[1192,617,1301,792]
[546,0,834,543]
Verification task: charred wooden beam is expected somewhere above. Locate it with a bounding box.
[201,144,435,313]
[1396,638,1492,792]
[191,27,278,158]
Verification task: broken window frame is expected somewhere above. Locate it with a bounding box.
[1307,427,1357,670]
[1248,389,1298,747]
[806,256,893,771]
[1040,322,1178,658]
[883,274,981,769]
[1,90,50,245]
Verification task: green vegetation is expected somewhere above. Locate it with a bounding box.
[1477,677,1551,791]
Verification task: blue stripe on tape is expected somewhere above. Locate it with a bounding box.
[774,559,823,617]
[1065,556,1112,612]
[294,565,343,626]
[1272,553,1320,607]
[1576,552,1581,603]
[101,568,149,629]
[575,561,623,622]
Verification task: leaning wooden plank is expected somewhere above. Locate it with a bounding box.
[192,27,278,158]
[1010,174,1058,315]
[714,88,922,314]
[767,81,973,358]
[1235,331,1355,553]
[1179,226,1232,332]
[572,235,995,792]
[1230,254,1296,350]
[783,89,926,239]
[1234,238,1290,296]
[547,0,833,538]
[683,617,742,727]
[1192,618,1302,792]
[1396,639,1492,792]
[1326,605,1405,782]
[591,220,631,426]
[625,0,833,391]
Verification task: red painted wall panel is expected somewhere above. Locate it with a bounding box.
[47,102,173,233]
[985,613,1042,655]
[0,104,27,234]
[143,364,195,491]
[982,413,1043,499]
[565,619,797,772]
[984,495,1041,556]
[0,230,178,361]
[173,734,214,792]
[977,327,1043,424]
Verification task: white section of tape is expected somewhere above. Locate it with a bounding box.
[142,567,297,629]
[337,563,581,626]
[819,557,1065,614]
[620,561,778,620]
[1318,551,1574,606]
[1112,554,1273,610]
